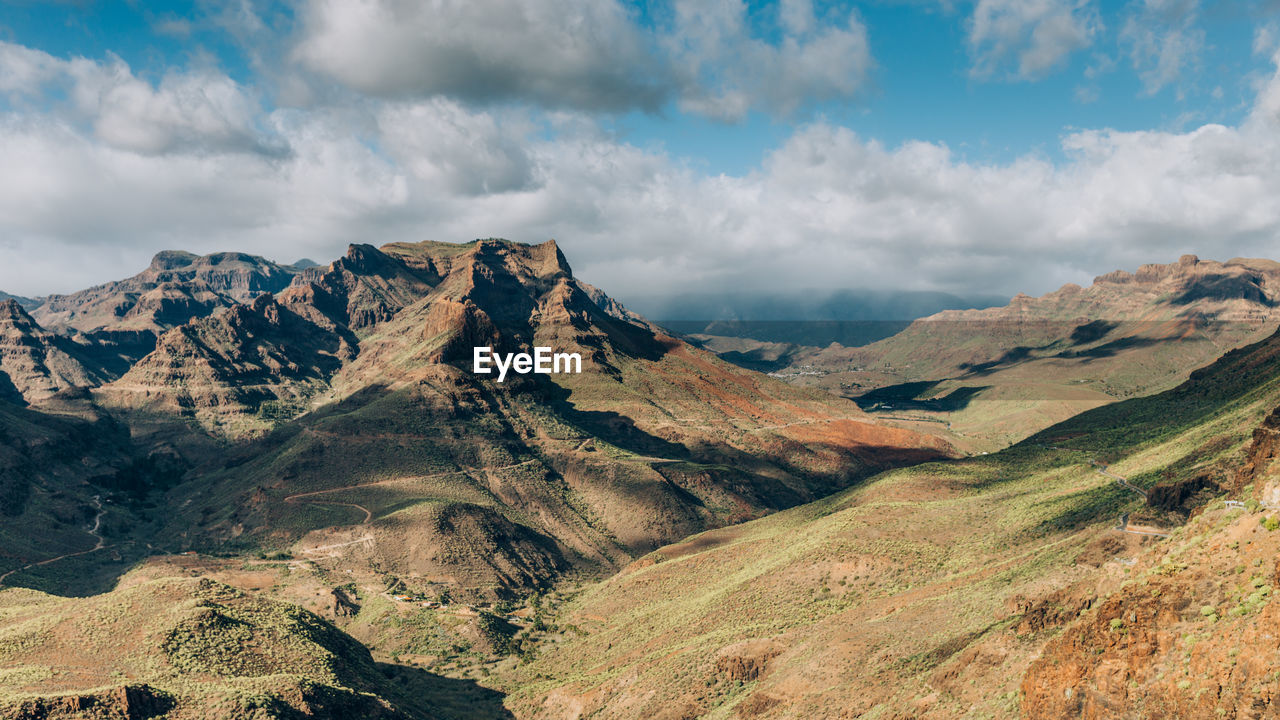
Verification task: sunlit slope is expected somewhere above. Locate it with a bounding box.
[1022,405,1280,718]
[0,576,449,719]
[500,323,1280,719]
[779,255,1280,451]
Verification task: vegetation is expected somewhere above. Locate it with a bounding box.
[493,324,1280,718]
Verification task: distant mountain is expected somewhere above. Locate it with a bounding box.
[0,238,954,601]
[29,250,304,373]
[0,291,36,310]
[127,239,949,596]
[777,255,1280,450]
[629,289,1008,323]
[629,289,1006,348]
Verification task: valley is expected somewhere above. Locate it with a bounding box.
[2,242,1279,719]
[0,238,954,718]
[696,255,1280,454]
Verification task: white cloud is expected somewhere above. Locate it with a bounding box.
[665,0,874,121]
[289,0,873,121]
[1254,22,1280,58]
[5,40,1280,311]
[0,42,64,93]
[291,0,666,112]
[376,100,537,196]
[1121,0,1203,97]
[968,0,1100,80]
[0,41,282,156]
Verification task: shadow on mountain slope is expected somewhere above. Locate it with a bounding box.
[379,662,514,720]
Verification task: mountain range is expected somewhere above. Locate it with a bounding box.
[762,254,1280,451]
[4,244,1280,719]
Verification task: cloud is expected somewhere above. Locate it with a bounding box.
[5,40,1280,311]
[1254,21,1280,58]
[1121,0,1203,97]
[290,0,667,112]
[968,0,1101,80]
[0,41,284,156]
[289,0,873,121]
[0,42,64,93]
[375,99,537,196]
[664,0,874,121]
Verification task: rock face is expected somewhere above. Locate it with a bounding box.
[1021,396,1280,720]
[97,293,356,433]
[0,299,102,403]
[33,251,301,332]
[2,684,174,720]
[129,238,950,596]
[29,251,304,371]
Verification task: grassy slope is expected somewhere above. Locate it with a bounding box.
[497,328,1280,719]
[0,401,165,592]
[0,575,434,719]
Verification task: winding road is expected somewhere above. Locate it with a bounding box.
[1091,460,1148,499]
[1038,445,1171,539]
[0,495,110,586]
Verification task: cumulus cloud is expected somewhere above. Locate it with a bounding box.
[289,0,873,121]
[4,40,1280,310]
[1121,0,1203,97]
[291,0,667,112]
[376,100,537,196]
[0,41,283,156]
[968,0,1101,80]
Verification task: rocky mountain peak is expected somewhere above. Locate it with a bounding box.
[0,298,101,403]
[0,298,31,323]
[149,250,201,271]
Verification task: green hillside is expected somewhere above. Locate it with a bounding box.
[495,324,1280,718]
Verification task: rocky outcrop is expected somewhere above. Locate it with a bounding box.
[0,684,174,720]
[96,293,353,429]
[32,250,301,336]
[1238,406,1280,494]
[292,243,438,330]
[1022,401,1280,720]
[0,299,103,403]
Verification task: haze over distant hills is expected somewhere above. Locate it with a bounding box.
[631,289,1007,348]
[752,255,1280,451]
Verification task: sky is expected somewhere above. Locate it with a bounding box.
[1,0,1280,306]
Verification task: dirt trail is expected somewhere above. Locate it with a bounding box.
[0,496,109,586]
[299,536,377,555]
[1090,460,1148,499]
[649,417,851,433]
[282,459,541,525]
[1039,445,1171,538]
